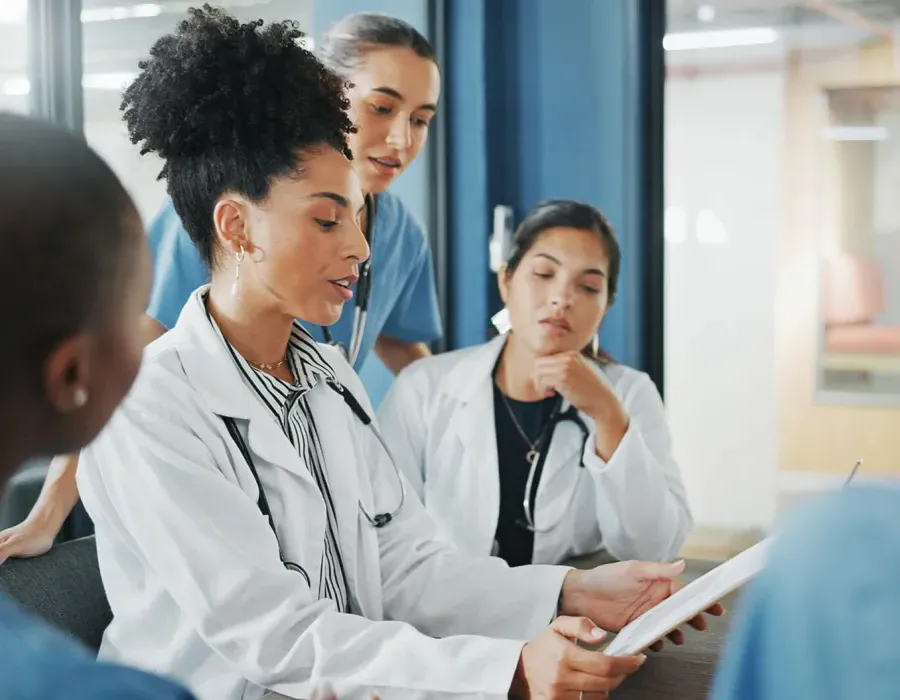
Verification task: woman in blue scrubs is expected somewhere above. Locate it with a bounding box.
[0,12,444,561]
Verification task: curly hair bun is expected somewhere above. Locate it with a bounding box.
[121,4,353,175]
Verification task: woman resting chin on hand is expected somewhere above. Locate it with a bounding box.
[376,200,692,567]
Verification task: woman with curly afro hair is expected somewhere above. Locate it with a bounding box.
[0,6,443,566]
[144,8,444,373]
[67,6,691,700]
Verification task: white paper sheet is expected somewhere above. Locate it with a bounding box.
[602,538,772,657]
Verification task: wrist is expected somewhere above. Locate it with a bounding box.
[28,492,69,533]
[508,647,529,699]
[559,569,588,617]
[588,406,629,461]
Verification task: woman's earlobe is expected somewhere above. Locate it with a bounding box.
[213,198,251,252]
[496,265,511,304]
[43,334,93,414]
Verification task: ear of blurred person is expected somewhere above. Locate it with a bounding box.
[0,312,167,564]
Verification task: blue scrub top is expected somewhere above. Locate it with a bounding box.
[146,191,443,371]
[0,593,194,699]
[710,485,900,700]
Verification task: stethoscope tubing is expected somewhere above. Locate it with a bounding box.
[518,404,591,533]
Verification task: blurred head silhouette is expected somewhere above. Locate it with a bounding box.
[0,112,150,485]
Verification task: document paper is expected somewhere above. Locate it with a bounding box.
[602,538,772,657]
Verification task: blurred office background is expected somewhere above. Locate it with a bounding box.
[3,0,900,558]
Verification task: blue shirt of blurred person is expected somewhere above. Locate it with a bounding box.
[146,192,442,371]
[0,592,193,700]
[710,485,900,700]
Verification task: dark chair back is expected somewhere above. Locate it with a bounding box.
[0,535,111,651]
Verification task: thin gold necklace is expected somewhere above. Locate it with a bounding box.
[250,357,287,371]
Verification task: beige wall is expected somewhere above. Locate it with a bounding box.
[779,40,900,475]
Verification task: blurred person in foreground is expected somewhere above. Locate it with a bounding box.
[0,111,194,698]
[710,485,900,700]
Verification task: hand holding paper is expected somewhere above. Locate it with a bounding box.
[602,539,771,658]
[511,617,647,698]
[559,560,726,652]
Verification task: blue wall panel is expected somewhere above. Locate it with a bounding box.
[445,0,489,348]
[446,0,651,369]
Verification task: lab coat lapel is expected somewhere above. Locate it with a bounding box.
[173,289,319,490]
[441,336,506,555]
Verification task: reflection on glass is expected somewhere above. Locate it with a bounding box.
[0,0,28,114]
[80,0,312,224]
[664,0,900,529]
[818,86,900,398]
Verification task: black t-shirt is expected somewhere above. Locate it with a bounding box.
[491,384,557,567]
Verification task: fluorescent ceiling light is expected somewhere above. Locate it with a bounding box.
[2,78,28,96]
[823,125,888,141]
[664,27,778,51]
[81,4,162,22]
[0,2,162,24]
[2,73,137,96]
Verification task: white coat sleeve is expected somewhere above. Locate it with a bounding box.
[375,367,427,501]
[581,372,693,563]
[81,381,553,700]
[342,367,569,643]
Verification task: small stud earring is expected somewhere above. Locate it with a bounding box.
[232,245,245,297]
[73,388,89,409]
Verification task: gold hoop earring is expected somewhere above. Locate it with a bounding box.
[232,245,245,296]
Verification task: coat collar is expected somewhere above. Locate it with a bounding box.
[170,287,264,421]
[439,334,508,404]
[167,287,369,606]
[168,288,320,485]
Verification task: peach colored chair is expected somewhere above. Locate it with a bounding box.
[821,253,900,355]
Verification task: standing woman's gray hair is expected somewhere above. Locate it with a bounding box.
[318,12,436,77]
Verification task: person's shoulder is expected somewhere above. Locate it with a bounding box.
[376,191,427,246]
[404,344,482,381]
[0,595,193,700]
[768,485,900,577]
[95,325,199,433]
[599,362,659,400]
[133,332,191,397]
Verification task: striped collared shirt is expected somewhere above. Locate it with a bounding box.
[212,315,352,613]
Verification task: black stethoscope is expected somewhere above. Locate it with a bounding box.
[516,398,591,533]
[222,377,406,585]
[321,194,376,367]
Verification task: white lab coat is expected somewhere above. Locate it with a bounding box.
[76,289,568,700]
[376,335,692,564]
